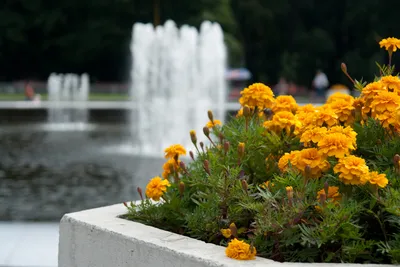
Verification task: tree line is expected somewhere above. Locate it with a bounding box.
[1,0,400,88]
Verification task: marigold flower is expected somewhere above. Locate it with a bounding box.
[317,186,341,202]
[272,95,298,113]
[370,91,400,128]
[162,158,180,179]
[379,37,400,52]
[300,127,328,147]
[225,238,257,260]
[333,156,370,185]
[206,119,222,128]
[263,111,301,134]
[318,133,355,158]
[368,171,389,188]
[360,81,385,117]
[220,228,232,238]
[236,108,243,118]
[278,151,300,172]
[239,83,275,110]
[326,92,354,105]
[328,126,357,148]
[294,148,330,178]
[329,99,355,125]
[145,176,171,201]
[260,181,275,189]
[164,144,187,159]
[380,75,400,93]
[314,105,339,127]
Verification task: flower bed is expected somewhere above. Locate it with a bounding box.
[123,37,400,264]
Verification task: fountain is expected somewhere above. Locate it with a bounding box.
[130,20,227,156]
[47,73,90,130]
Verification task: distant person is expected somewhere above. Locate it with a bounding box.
[24,81,35,101]
[274,77,289,95]
[312,70,329,98]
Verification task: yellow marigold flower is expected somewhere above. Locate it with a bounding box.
[294,148,330,178]
[263,111,301,134]
[239,83,275,110]
[370,91,400,123]
[220,228,232,238]
[333,156,370,185]
[260,181,275,189]
[328,126,357,148]
[164,144,187,159]
[329,99,355,125]
[206,119,222,128]
[225,238,257,260]
[317,186,341,202]
[326,92,354,104]
[300,127,328,147]
[297,104,317,114]
[360,81,385,117]
[318,133,355,158]
[379,37,400,52]
[368,171,389,188]
[272,95,298,113]
[236,108,243,118]
[380,75,400,93]
[314,105,339,127]
[278,151,300,172]
[145,176,171,201]
[162,158,180,179]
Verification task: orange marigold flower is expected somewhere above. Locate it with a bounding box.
[300,127,328,147]
[278,151,300,172]
[164,144,187,159]
[333,156,370,185]
[145,176,171,201]
[368,171,389,188]
[328,126,357,148]
[263,111,301,134]
[326,92,354,104]
[225,238,257,260]
[239,83,275,110]
[272,95,298,113]
[260,180,275,189]
[206,119,222,128]
[314,105,339,127]
[236,108,243,118]
[329,99,355,125]
[360,81,385,117]
[293,148,330,178]
[379,37,400,52]
[162,158,180,179]
[380,75,400,93]
[317,186,341,202]
[318,133,355,158]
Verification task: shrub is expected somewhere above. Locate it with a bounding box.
[124,37,400,263]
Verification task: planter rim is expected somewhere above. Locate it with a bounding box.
[59,201,394,267]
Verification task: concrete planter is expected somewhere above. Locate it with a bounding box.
[58,202,390,267]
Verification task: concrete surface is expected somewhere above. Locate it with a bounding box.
[58,202,391,267]
[0,222,58,267]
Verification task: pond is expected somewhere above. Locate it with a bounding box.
[0,123,165,221]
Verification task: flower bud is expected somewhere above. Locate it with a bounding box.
[341,62,347,74]
[207,110,214,122]
[219,132,224,144]
[179,161,187,172]
[241,179,248,192]
[190,130,197,145]
[319,192,326,205]
[305,165,312,178]
[324,181,329,196]
[179,181,185,197]
[229,222,238,238]
[203,160,211,175]
[238,142,245,159]
[200,142,205,152]
[203,126,210,137]
[286,186,293,200]
[243,105,251,118]
[189,150,195,160]
[224,141,230,154]
[393,154,400,168]
[123,202,128,207]
[137,187,144,201]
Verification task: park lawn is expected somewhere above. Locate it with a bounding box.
[0,93,130,101]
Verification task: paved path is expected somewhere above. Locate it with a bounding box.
[0,222,58,267]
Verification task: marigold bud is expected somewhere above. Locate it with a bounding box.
[341,62,347,74]
[207,110,214,122]
[393,154,400,168]
[200,142,205,151]
[203,160,211,175]
[241,179,248,191]
[190,130,197,144]
[123,202,128,207]
[219,132,224,144]
[137,187,144,201]
[179,161,187,172]
[203,126,210,137]
[286,186,293,200]
[224,141,230,154]
[179,182,185,196]
[238,142,245,159]
[189,150,195,160]
[319,192,326,205]
[324,181,329,196]
[243,105,251,117]
[229,222,238,238]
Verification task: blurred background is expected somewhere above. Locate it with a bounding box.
[1,1,400,266]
